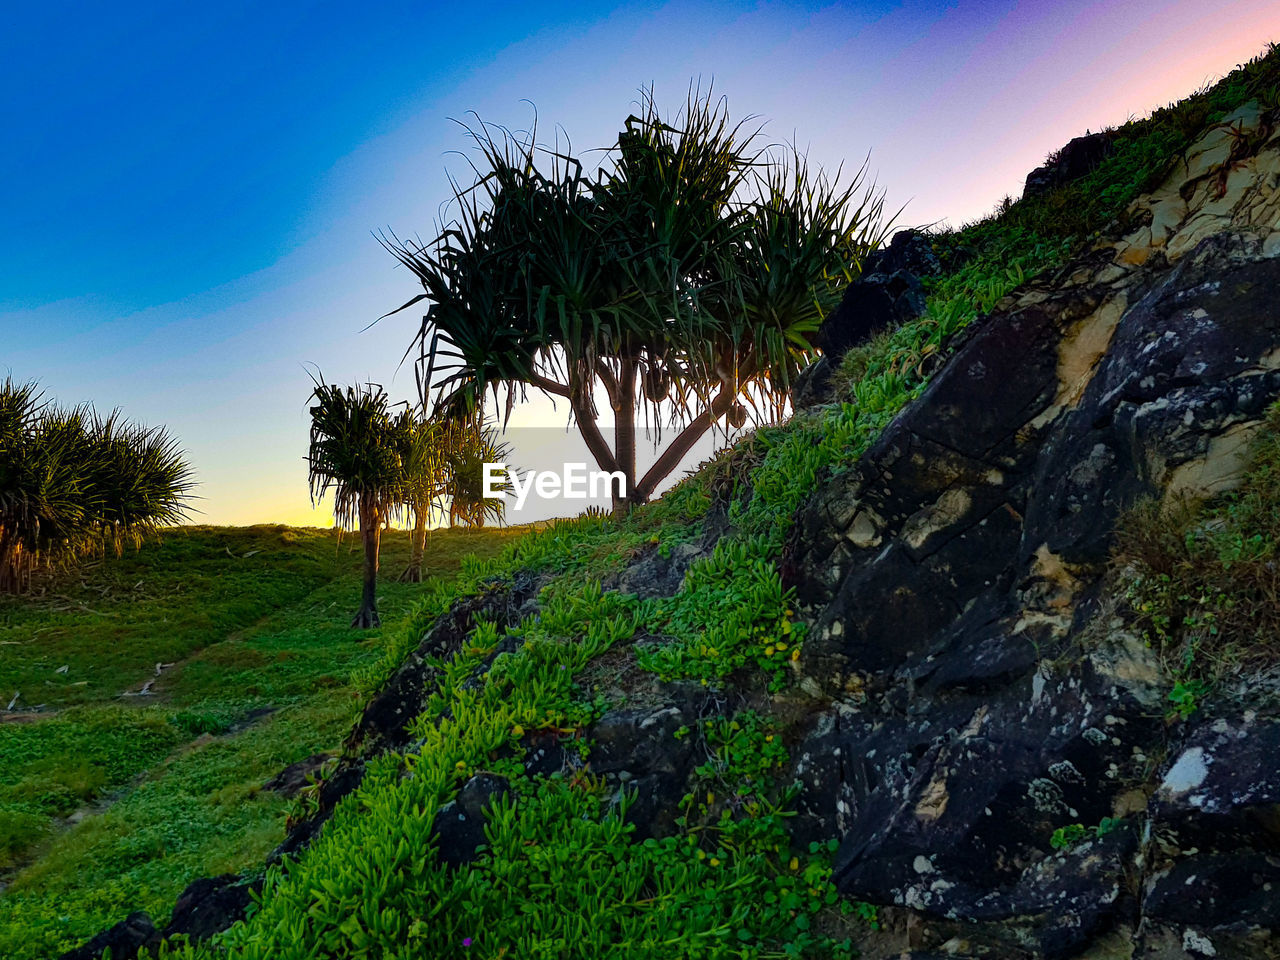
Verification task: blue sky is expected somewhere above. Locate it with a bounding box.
[4,0,1278,524]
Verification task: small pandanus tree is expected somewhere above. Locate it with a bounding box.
[393,411,511,580]
[381,88,892,510]
[439,416,511,528]
[306,380,405,628]
[396,411,444,582]
[0,378,193,593]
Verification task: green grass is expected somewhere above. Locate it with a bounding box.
[0,524,521,959]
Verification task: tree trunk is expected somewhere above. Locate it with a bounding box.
[400,507,428,583]
[570,392,621,477]
[352,499,381,629]
[635,381,738,503]
[613,360,639,512]
[0,532,19,595]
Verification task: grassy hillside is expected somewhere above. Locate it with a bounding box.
[147,45,1280,960]
[0,524,523,959]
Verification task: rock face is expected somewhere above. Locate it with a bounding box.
[58,911,159,960]
[431,774,511,867]
[587,694,708,840]
[1023,130,1117,199]
[162,875,262,945]
[784,102,1280,958]
[798,228,942,408]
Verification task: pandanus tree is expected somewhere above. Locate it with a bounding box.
[306,380,407,628]
[439,416,511,528]
[0,378,193,594]
[381,89,891,509]
[396,410,511,578]
[396,412,444,583]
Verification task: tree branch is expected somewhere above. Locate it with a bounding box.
[635,383,737,502]
[570,393,620,477]
[594,359,620,410]
[528,373,572,398]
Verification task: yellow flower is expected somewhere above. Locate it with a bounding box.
[765,645,775,657]
[789,857,799,871]
[791,648,801,662]
[765,734,774,743]
[512,724,524,738]
[709,857,721,867]
[776,641,787,651]
[455,760,467,770]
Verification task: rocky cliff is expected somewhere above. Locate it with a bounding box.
[784,101,1280,959]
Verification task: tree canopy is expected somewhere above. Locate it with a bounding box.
[0,379,193,593]
[305,379,508,615]
[382,88,891,507]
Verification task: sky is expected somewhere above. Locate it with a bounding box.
[3,0,1279,526]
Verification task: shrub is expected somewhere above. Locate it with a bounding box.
[1115,403,1280,709]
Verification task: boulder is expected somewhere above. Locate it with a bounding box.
[1023,131,1117,199]
[869,228,943,278]
[813,264,926,359]
[802,229,940,407]
[59,911,159,960]
[791,354,836,409]
[1143,717,1280,933]
[431,774,510,868]
[589,702,703,839]
[163,874,261,944]
[263,753,333,798]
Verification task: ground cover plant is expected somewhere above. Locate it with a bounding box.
[144,44,1280,960]
[0,524,520,960]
